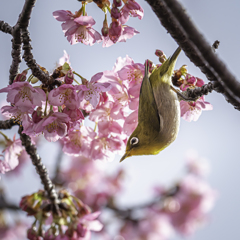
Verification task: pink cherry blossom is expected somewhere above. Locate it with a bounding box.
[91,135,125,161]
[48,84,80,110]
[58,50,71,66]
[62,107,84,122]
[180,74,205,91]
[162,174,217,236]
[2,136,25,170]
[0,156,11,178]
[34,112,70,142]
[76,73,112,108]
[77,211,103,239]
[180,97,213,122]
[62,126,96,156]
[1,105,33,127]
[123,110,138,136]
[53,10,78,35]
[66,16,102,46]
[98,120,123,136]
[0,82,46,112]
[102,25,139,47]
[120,0,144,24]
[89,101,125,123]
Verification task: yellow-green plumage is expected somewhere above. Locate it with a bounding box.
[120,47,181,162]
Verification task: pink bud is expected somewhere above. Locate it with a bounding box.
[109,21,122,43]
[13,70,28,82]
[32,109,42,123]
[155,49,164,57]
[113,0,122,7]
[111,7,121,19]
[64,70,74,84]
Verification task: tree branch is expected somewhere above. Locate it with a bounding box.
[18,126,60,214]
[0,119,20,130]
[0,21,13,35]
[145,0,240,110]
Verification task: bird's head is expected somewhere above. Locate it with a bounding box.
[120,125,161,162]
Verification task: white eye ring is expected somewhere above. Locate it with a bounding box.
[130,137,139,145]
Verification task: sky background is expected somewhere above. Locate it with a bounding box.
[0,0,240,239]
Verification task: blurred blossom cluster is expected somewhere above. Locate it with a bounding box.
[0,154,216,239]
[53,0,143,47]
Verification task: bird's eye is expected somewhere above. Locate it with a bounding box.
[130,137,139,145]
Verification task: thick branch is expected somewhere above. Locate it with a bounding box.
[0,119,20,130]
[145,0,240,110]
[21,29,51,84]
[18,126,60,212]
[9,0,36,84]
[0,21,13,35]
[9,26,22,84]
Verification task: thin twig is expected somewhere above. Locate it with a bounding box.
[0,191,20,210]
[52,144,65,186]
[0,21,13,35]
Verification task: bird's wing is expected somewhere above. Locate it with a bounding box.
[138,61,160,133]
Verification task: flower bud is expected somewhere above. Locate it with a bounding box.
[155,49,164,57]
[113,0,122,7]
[101,19,109,37]
[31,77,39,84]
[64,70,74,84]
[32,108,42,123]
[180,65,187,75]
[159,56,167,63]
[61,62,71,74]
[13,70,28,82]
[109,21,122,43]
[111,7,121,19]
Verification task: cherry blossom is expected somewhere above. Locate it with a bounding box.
[120,0,144,24]
[62,126,96,156]
[66,16,102,46]
[34,112,70,142]
[0,82,46,112]
[48,84,80,110]
[180,97,213,122]
[76,73,112,108]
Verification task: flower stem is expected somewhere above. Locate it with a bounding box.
[73,78,81,85]
[82,2,86,16]
[73,71,85,81]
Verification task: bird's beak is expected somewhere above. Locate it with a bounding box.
[120,151,130,162]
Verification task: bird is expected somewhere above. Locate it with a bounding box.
[120,47,182,162]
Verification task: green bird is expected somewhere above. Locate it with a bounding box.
[120,47,182,162]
